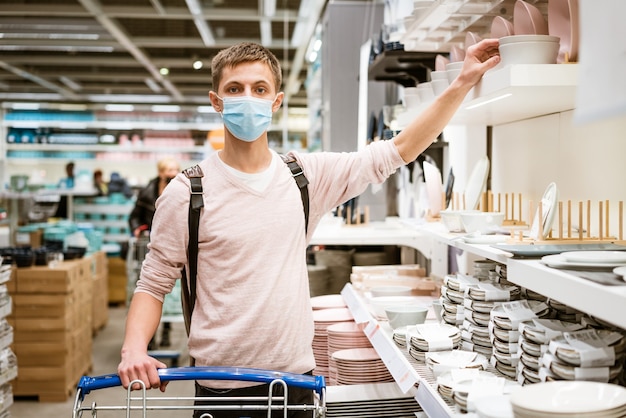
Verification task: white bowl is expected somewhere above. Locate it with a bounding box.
[499,34,560,44]
[417,82,434,102]
[440,209,479,232]
[445,61,464,71]
[384,305,429,329]
[431,300,443,322]
[460,211,505,234]
[430,70,448,80]
[499,40,559,66]
[370,285,412,297]
[445,62,463,83]
[431,78,449,96]
[368,296,424,318]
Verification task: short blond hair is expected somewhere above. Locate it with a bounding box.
[157,157,179,174]
[211,42,282,92]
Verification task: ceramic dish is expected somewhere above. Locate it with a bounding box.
[464,156,490,210]
[423,161,443,217]
[435,54,450,72]
[511,380,626,414]
[514,0,549,35]
[541,254,626,270]
[464,31,482,49]
[490,15,514,38]
[613,266,626,280]
[561,251,626,264]
[548,0,579,63]
[529,182,559,240]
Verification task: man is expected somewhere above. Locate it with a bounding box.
[118,40,500,417]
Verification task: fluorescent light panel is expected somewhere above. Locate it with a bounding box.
[151,105,180,112]
[105,104,135,112]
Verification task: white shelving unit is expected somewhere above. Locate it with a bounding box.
[398,63,578,128]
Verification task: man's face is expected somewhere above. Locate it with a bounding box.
[215,61,283,110]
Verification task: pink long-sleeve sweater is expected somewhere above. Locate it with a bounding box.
[135,139,405,388]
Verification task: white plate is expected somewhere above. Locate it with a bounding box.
[613,266,626,279]
[529,182,559,240]
[541,254,626,269]
[423,161,443,217]
[510,380,626,414]
[464,156,490,211]
[462,234,509,244]
[561,251,626,264]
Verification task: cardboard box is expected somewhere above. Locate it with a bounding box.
[15,258,91,293]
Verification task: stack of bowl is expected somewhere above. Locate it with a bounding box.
[498,35,560,67]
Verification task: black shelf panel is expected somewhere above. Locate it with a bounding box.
[368,50,439,87]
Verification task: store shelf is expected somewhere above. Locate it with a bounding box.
[310,218,433,257]
[507,259,626,329]
[368,49,438,86]
[397,64,578,128]
[3,120,222,131]
[402,217,626,330]
[340,283,455,416]
[6,143,205,154]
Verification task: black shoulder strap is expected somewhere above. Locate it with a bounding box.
[180,157,309,339]
[181,164,204,337]
[280,154,310,233]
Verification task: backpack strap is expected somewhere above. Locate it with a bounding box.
[181,164,204,338]
[280,154,310,233]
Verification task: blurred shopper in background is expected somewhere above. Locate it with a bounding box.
[128,157,181,238]
[93,169,108,196]
[54,161,75,218]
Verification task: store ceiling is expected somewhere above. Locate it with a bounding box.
[0,0,331,109]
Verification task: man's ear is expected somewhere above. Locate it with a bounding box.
[209,91,221,112]
[272,92,285,112]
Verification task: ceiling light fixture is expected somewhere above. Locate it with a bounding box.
[159,67,169,76]
[185,0,216,46]
[59,76,82,92]
[260,20,272,46]
[144,78,162,93]
[192,59,203,70]
[151,105,181,112]
[105,104,135,112]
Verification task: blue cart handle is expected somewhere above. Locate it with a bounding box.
[77,366,325,399]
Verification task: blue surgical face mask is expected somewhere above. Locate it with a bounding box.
[217,95,275,142]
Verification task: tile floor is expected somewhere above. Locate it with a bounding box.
[10,306,194,417]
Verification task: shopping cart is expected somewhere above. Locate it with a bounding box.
[72,366,326,418]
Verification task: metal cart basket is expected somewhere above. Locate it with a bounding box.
[73,366,326,418]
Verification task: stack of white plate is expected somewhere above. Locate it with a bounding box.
[425,349,489,377]
[405,323,462,362]
[327,322,372,385]
[517,318,586,385]
[461,281,522,360]
[510,381,626,417]
[543,329,626,383]
[312,307,353,379]
[488,300,551,380]
[330,348,394,386]
[441,273,480,327]
[437,370,520,413]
